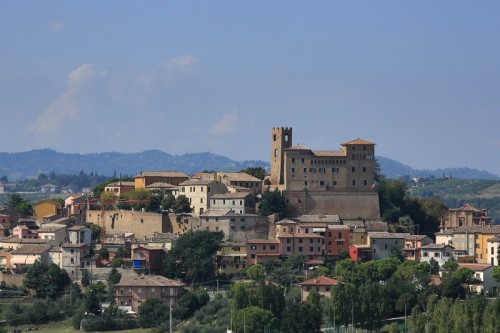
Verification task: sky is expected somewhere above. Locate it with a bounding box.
[1,1,500,175]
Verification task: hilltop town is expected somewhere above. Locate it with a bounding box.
[0,127,499,332]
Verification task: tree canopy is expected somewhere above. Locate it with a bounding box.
[163,230,223,283]
[259,188,286,217]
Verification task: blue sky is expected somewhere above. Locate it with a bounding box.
[1,1,500,175]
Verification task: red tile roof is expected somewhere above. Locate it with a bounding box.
[300,276,339,286]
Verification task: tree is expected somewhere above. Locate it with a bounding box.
[107,268,122,301]
[85,223,101,243]
[23,262,70,299]
[162,193,176,211]
[174,288,210,320]
[172,195,192,215]
[163,230,223,283]
[81,270,91,287]
[139,298,168,327]
[14,201,33,217]
[233,306,278,333]
[281,301,321,333]
[259,188,286,217]
[492,266,500,282]
[256,282,285,323]
[246,264,265,282]
[239,167,266,180]
[98,246,110,260]
[84,285,102,315]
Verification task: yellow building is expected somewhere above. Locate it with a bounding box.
[33,199,61,222]
[216,242,247,276]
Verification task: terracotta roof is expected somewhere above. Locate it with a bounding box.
[200,209,232,217]
[295,215,341,223]
[278,233,322,238]
[341,138,375,146]
[300,276,339,286]
[458,263,492,271]
[0,237,49,244]
[105,181,135,187]
[211,192,253,199]
[284,145,311,151]
[61,243,89,248]
[218,172,262,182]
[368,232,410,239]
[364,221,389,232]
[11,245,48,255]
[145,182,178,189]
[487,236,500,243]
[246,239,280,244]
[180,179,219,186]
[37,224,66,233]
[115,275,185,288]
[312,150,346,157]
[276,219,298,225]
[135,171,188,178]
[421,243,454,250]
[405,235,430,241]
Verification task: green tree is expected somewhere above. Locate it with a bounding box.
[162,193,176,211]
[256,282,285,323]
[14,200,33,217]
[259,188,286,217]
[239,167,267,180]
[246,264,265,282]
[172,195,192,215]
[231,282,254,311]
[138,298,169,328]
[174,289,210,320]
[492,266,500,282]
[163,230,223,283]
[98,246,110,260]
[233,306,278,333]
[84,285,102,315]
[81,270,91,287]
[85,222,101,243]
[282,301,321,333]
[107,268,122,301]
[23,262,70,299]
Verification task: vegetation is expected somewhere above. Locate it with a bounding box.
[259,188,286,217]
[23,262,71,299]
[163,230,224,283]
[239,167,267,180]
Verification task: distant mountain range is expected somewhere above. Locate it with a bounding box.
[0,149,498,181]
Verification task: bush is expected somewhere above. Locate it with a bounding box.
[79,314,138,332]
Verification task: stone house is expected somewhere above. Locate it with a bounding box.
[178,179,228,215]
[299,276,339,301]
[420,243,455,266]
[210,192,256,214]
[115,274,185,313]
[367,232,410,260]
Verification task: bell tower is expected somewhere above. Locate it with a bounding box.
[270,127,292,185]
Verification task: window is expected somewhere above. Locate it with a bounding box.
[364,180,367,186]
[287,239,291,243]
[270,245,276,250]
[208,187,211,192]
[250,245,256,250]
[137,287,142,293]
[299,247,303,251]
[303,168,307,173]
[352,180,356,186]
[151,287,156,293]
[363,167,367,172]
[298,239,303,243]
[351,167,355,172]
[310,239,314,243]
[292,168,295,173]
[384,245,387,250]
[309,247,314,252]
[423,252,428,257]
[287,247,291,252]
[301,158,304,163]
[292,158,295,163]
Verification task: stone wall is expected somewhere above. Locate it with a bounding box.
[0,273,24,287]
[86,210,172,239]
[283,190,380,219]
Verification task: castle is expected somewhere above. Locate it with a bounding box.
[269,127,380,218]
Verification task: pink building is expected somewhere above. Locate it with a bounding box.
[12,225,38,239]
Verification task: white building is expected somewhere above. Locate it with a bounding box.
[420,243,455,266]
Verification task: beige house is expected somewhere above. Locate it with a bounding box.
[104,181,135,196]
[36,223,67,242]
[210,192,256,214]
[215,172,263,194]
[61,243,91,280]
[10,245,50,272]
[115,274,185,313]
[0,237,50,250]
[300,276,339,301]
[179,179,228,215]
[367,232,410,260]
[67,225,92,246]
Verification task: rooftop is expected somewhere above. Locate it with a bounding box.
[211,192,254,199]
[11,245,48,255]
[218,172,262,182]
[368,232,410,239]
[115,274,185,287]
[295,215,341,223]
[341,138,375,146]
[300,276,339,286]
[135,171,188,178]
[180,179,219,186]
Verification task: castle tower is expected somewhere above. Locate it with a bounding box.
[270,127,292,185]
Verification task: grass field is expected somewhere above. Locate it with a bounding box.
[5,320,153,333]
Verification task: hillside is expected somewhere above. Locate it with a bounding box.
[408,178,500,224]
[1,149,498,181]
[0,149,268,180]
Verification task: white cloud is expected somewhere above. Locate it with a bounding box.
[49,20,65,33]
[208,113,238,136]
[164,55,198,72]
[27,64,107,138]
